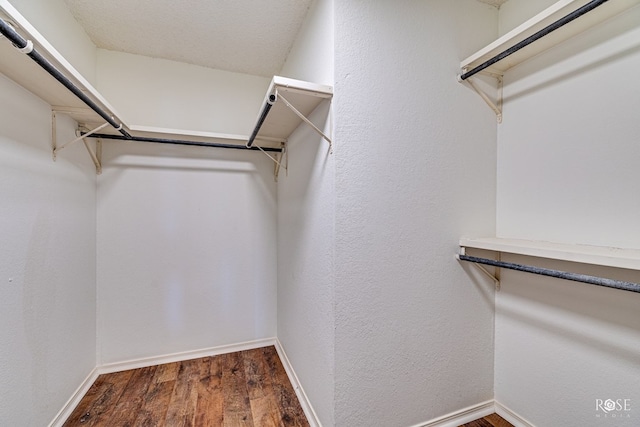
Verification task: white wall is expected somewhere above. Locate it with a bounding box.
[95,46,278,365]
[96,141,277,364]
[7,0,97,84]
[495,2,640,426]
[497,0,556,36]
[277,1,335,425]
[0,74,97,426]
[333,1,498,426]
[96,50,270,135]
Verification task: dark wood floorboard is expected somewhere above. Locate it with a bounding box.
[64,346,309,427]
[459,413,514,427]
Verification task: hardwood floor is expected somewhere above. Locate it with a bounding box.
[64,346,309,426]
[459,413,514,427]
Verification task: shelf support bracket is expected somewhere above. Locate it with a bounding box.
[54,121,109,154]
[276,90,333,153]
[457,247,501,290]
[255,140,287,181]
[83,137,102,175]
[51,111,104,174]
[458,74,503,123]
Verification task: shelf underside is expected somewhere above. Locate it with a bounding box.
[253,76,333,143]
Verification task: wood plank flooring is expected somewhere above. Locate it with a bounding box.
[459,413,514,427]
[64,346,309,427]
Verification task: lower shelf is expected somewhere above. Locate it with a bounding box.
[459,237,640,271]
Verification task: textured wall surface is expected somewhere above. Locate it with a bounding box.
[333,1,498,426]
[277,0,335,424]
[0,74,97,426]
[495,2,640,426]
[96,141,277,364]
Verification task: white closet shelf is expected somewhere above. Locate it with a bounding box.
[0,1,126,129]
[460,0,640,76]
[249,76,333,146]
[1,0,325,163]
[459,237,640,271]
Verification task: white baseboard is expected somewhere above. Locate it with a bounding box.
[51,340,531,427]
[495,400,536,427]
[48,367,99,427]
[409,400,495,427]
[273,339,323,427]
[97,337,278,374]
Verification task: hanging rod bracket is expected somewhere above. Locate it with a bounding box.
[50,110,103,174]
[458,73,503,123]
[457,248,500,290]
[54,122,109,154]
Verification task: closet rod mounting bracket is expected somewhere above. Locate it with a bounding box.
[457,247,501,290]
[458,72,503,123]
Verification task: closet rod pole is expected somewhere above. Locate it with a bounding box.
[459,0,610,81]
[457,253,640,294]
[246,94,277,148]
[88,133,283,152]
[0,18,131,139]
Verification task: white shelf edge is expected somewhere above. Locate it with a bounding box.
[460,0,640,74]
[459,237,640,271]
[271,75,333,98]
[125,125,284,148]
[128,125,248,142]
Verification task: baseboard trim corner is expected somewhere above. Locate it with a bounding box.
[274,338,323,427]
[48,367,99,427]
[97,337,278,374]
[494,400,536,427]
[409,400,495,427]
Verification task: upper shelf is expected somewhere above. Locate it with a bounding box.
[459,237,640,271]
[251,76,333,145]
[0,1,332,153]
[460,0,640,76]
[0,0,125,128]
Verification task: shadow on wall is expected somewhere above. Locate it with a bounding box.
[502,6,640,103]
[95,138,278,207]
[497,255,640,366]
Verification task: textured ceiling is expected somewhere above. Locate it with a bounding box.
[63,0,313,77]
[476,0,510,8]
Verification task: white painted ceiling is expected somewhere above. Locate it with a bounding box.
[63,0,313,77]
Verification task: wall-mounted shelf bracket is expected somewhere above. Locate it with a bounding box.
[457,246,500,290]
[254,140,288,182]
[276,90,333,153]
[51,109,103,174]
[457,73,503,123]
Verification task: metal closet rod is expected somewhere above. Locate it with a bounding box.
[246,94,276,148]
[87,133,283,152]
[459,0,610,81]
[0,18,131,139]
[458,254,640,294]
